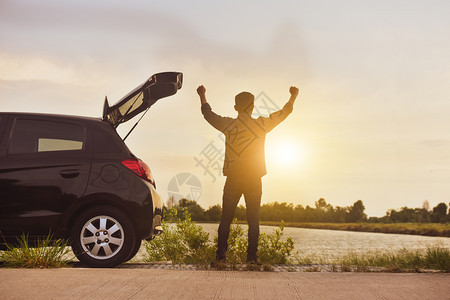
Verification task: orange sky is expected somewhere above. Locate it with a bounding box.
[1,0,450,216]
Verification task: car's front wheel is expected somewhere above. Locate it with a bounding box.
[71,206,136,267]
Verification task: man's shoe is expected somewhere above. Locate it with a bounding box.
[245,259,262,271]
[246,259,262,266]
[210,257,227,269]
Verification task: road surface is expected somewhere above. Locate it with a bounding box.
[0,268,448,299]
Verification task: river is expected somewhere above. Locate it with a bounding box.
[198,223,450,260]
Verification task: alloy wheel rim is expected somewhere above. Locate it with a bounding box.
[80,215,124,260]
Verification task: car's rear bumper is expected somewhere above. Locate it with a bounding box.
[130,179,163,240]
[149,185,163,239]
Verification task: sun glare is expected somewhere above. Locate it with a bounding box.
[268,139,307,168]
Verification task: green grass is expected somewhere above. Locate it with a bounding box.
[0,233,71,268]
[258,221,450,237]
[305,243,450,273]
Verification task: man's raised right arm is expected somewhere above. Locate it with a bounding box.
[197,85,230,132]
[197,85,208,105]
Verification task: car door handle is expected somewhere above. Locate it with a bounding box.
[60,169,80,179]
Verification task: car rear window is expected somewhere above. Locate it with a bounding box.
[93,122,124,153]
[8,119,86,155]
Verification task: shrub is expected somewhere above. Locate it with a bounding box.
[219,222,248,266]
[144,209,295,267]
[258,221,295,264]
[144,208,215,265]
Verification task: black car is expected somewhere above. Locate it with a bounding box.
[0,72,183,267]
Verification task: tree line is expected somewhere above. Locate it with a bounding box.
[166,197,450,224]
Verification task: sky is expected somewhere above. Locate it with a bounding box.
[1,0,449,217]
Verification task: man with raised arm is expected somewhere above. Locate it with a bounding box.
[197,85,299,265]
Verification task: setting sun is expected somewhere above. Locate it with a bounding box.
[267,139,307,167]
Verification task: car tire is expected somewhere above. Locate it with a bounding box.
[71,206,136,268]
[125,238,142,262]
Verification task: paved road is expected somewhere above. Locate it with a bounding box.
[0,268,449,299]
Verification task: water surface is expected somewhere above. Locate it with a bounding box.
[199,223,450,260]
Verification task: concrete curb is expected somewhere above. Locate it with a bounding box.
[114,262,443,273]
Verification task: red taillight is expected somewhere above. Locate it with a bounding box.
[121,159,156,188]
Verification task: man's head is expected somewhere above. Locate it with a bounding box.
[234,92,254,115]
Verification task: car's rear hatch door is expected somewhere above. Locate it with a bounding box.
[103,72,183,128]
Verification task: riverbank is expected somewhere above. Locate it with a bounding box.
[255,221,450,237]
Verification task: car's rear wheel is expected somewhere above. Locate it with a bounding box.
[71,206,136,268]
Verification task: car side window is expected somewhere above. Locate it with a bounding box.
[8,119,86,155]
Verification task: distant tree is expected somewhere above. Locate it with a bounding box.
[177,199,206,221]
[304,205,317,222]
[205,205,222,222]
[315,198,332,211]
[260,202,295,222]
[380,205,433,223]
[431,202,448,223]
[422,200,430,211]
[415,208,431,223]
[346,200,367,223]
[448,202,450,223]
[294,205,306,222]
[385,209,397,223]
[396,207,417,222]
[165,198,445,224]
[332,206,348,223]
[367,216,381,223]
[235,205,247,221]
[313,198,332,222]
[166,195,176,209]
[433,202,448,215]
